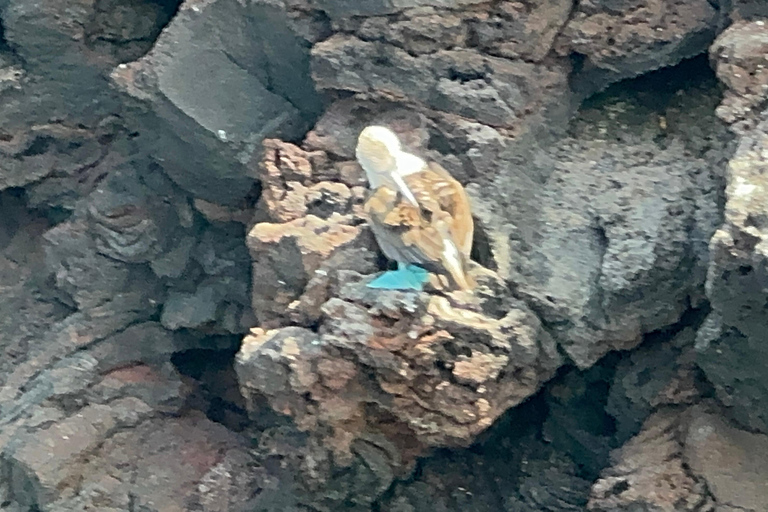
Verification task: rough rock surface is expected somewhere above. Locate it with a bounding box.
[697,115,768,434]
[246,138,377,328]
[111,0,325,205]
[710,20,768,134]
[474,68,731,368]
[236,267,561,508]
[555,0,723,98]
[0,0,764,510]
[312,35,573,131]
[684,406,768,512]
[5,407,260,511]
[588,408,715,512]
[589,402,768,512]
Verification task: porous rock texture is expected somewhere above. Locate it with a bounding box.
[697,18,768,438]
[0,0,766,510]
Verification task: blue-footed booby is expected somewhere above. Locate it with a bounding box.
[355,125,475,291]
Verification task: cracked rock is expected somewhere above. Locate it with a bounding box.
[556,0,721,98]
[110,0,324,205]
[588,408,714,512]
[257,138,361,223]
[247,139,377,328]
[311,35,572,131]
[236,268,561,507]
[698,115,768,433]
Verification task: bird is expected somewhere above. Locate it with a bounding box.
[355,125,475,291]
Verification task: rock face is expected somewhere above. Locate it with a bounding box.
[710,20,768,134]
[246,137,376,328]
[684,406,768,512]
[111,0,325,205]
[588,409,714,512]
[696,18,768,436]
[697,117,768,434]
[555,0,722,98]
[0,0,765,510]
[474,70,731,369]
[589,403,768,512]
[237,270,561,500]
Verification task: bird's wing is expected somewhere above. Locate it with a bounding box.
[364,172,475,290]
[363,186,437,265]
[405,162,474,258]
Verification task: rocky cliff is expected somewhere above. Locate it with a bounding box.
[0,0,766,510]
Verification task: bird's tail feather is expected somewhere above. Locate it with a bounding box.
[438,232,474,291]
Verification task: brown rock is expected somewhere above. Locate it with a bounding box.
[556,0,720,97]
[237,268,562,470]
[43,414,262,512]
[304,98,432,160]
[710,20,768,134]
[247,136,380,328]
[356,8,469,56]
[8,402,131,507]
[468,0,572,61]
[588,409,714,512]
[255,138,365,224]
[684,406,768,512]
[247,214,376,327]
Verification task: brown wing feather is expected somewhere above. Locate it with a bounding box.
[363,163,475,290]
[363,186,437,265]
[405,162,474,257]
[363,186,453,263]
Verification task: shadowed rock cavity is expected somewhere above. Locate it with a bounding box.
[555,0,725,99]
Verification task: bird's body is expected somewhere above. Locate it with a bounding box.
[356,126,475,291]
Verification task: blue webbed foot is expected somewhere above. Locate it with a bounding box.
[367,263,429,291]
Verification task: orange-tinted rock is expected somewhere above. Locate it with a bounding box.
[237,268,562,471]
[247,214,376,327]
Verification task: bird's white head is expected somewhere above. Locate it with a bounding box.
[356,125,425,190]
[356,125,404,189]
